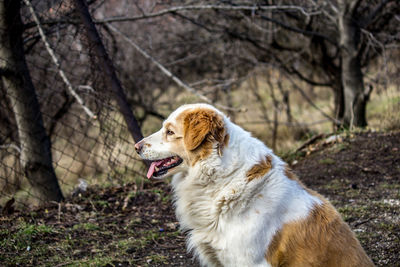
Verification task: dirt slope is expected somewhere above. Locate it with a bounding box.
[292,131,400,266]
[0,131,399,266]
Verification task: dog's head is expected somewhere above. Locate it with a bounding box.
[135,104,228,179]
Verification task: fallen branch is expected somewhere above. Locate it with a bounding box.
[23,0,96,119]
[295,133,326,152]
[353,217,374,228]
[151,236,183,249]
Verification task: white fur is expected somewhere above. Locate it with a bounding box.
[139,104,322,267]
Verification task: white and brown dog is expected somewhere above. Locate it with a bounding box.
[135,103,374,267]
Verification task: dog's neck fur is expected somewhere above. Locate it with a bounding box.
[171,116,322,266]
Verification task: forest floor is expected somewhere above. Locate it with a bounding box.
[1,131,399,266]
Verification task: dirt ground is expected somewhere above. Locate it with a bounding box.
[1,131,399,266]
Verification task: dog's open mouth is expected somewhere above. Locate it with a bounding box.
[147,156,183,179]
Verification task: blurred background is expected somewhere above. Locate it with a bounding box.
[1,0,399,207]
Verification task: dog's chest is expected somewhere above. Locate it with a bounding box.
[173,180,220,229]
[171,173,322,267]
[173,173,243,229]
[172,177,273,266]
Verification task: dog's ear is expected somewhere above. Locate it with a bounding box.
[183,109,225,151]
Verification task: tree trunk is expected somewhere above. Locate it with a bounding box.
[0,0,64,202]
[73,0,144,144]
[333,79,345,129]
[338,0,370,128]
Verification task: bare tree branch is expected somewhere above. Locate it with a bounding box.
[308,0,337,23]
[238,119,330,127]
[23,0,96,119]
[284,74,341,125]
[361,0,393,28]
[0,143,21,154]
[326,0,339,14]
[106,23,242,112]
[259,14,336,45]
[96,4,321,24]
[23,4,321,28]
[48,91,74,137]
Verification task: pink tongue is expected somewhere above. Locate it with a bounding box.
[147,162,157,179]
[146,159,168,179]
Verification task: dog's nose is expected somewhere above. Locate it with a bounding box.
[135,140,144,154]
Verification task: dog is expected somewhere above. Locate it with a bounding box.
[135,103,374,267]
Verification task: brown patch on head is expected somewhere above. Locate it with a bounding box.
[266,202,374,266]
[182,108,225,150]
[178,108,225,165]
[246,155,272,182]
[164,122,173,132]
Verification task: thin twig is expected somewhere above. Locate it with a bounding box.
[308,0,337,23]
[96,5,320,24]
[24,5,320,27]
[237,119,330,127]
[78,85,96,93]
[106,23,242,112]
[23,0,96,119]
[0,144,21,154]
[285,74,341,125]
[353,217,374,228]
[151,236,182,249]
[295,133,326,152]
[58,202,61,223]
[89,200,98,212]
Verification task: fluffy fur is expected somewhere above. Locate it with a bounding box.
[136,103,374,267]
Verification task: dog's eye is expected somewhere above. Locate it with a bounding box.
[166,130,175,136]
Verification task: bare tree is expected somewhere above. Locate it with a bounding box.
[338,0,372,127]
[0,0,63,202]
[19,1,398,129]
[94,0,398,128]
[203,0,398,128]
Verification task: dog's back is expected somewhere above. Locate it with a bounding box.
[137,104,374,267]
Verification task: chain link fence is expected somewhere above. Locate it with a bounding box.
[1,0,399,210]
[1,0,146,209]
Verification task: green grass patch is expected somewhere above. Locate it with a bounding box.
[0,222,60,266]
[146,254,168,265]
[66,255,115,266]
[116,236,149,251]
[323,179,347,190]
[318,158,336,165]
[337,204,372,222]
[0,222,56,251]
[72,223,100,231]
[379,183,400,190]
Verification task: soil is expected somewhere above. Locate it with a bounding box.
[1,131,399,266]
